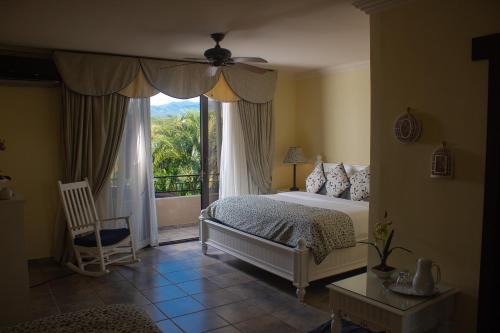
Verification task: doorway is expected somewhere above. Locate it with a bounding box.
[150,93,221,244]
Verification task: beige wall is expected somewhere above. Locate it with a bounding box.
[156,194,218,228]
[370,0,500,331]
[294,66,371,187]
[0,86,62,259]
[271,72,298,190]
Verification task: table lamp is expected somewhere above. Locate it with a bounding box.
[283,147,307,191]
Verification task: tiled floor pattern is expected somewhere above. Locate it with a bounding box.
[159,225,199,243]
[28,242,361,333]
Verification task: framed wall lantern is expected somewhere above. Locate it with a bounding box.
[431,141,453,178]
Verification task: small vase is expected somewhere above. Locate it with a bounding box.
[370,264,396,280]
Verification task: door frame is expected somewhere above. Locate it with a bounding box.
[200,95,210,209]
[472,33,500,332]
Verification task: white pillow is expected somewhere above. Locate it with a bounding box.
[350,166,370,201]
[306,163,326,193]
[325,163,350,197]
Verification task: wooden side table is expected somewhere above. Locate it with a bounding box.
[327,273,458,333]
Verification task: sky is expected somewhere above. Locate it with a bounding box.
[150,93,200,106]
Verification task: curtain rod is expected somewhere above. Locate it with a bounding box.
[0,43,195,63]
[0,43,274,71]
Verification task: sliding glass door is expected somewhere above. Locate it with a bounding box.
[200,95,222,209]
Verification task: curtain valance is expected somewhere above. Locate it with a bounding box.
[53,52,141,96]
[53,51,277,103]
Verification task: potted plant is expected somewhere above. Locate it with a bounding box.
[359,211,412,279]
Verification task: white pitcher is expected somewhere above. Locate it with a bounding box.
[412,258,441,295]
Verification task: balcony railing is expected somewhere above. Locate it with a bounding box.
[154,174,219,198]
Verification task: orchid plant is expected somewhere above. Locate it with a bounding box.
[359,211,412,271]
[0,139,11,181]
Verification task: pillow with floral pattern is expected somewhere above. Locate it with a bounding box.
[305,163,326,193]
[350,166,370,201]
[325,163,350,197]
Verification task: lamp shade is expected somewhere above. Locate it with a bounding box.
[283,147,307,164]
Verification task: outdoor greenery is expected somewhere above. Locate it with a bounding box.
[152,110,201,177]
[151,101,220,196]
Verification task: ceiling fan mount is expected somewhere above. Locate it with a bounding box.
[203,33,232,66]
[186,32,268,68]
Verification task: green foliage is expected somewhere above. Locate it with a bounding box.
[151,109,201,178]
[151,105,221,196]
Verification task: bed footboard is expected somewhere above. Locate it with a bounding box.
[199,214,310,301]
[199,213,366,302]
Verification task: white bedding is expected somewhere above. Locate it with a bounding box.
[264,191,369,240]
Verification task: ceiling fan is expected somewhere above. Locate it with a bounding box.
[184,33,269,73]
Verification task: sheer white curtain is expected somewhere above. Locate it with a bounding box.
[219,102,262,197]
[97,98,158,249]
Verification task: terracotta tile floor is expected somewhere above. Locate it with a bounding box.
[27,242,364,333]
[159,225,199,243]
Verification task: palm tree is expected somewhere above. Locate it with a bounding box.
[151,110,201,195]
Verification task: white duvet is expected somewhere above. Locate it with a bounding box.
[264,191,369,240]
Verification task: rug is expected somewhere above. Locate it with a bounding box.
[1,304,161,333]
[307,319,381,333]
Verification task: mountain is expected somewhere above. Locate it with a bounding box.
[151,100,199,118]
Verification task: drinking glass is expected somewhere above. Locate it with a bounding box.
[395,270,412,289]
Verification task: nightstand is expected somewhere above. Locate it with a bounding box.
[327,273,458,333]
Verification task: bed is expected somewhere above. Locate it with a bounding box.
[199,163,369,301]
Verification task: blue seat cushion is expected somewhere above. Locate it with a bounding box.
[74,228,130,247]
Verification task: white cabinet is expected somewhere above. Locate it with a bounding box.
[0,198,29,327]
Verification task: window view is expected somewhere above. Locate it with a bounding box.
[151,94,201,197]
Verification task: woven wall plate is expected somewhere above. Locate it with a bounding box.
[394,109,421,144]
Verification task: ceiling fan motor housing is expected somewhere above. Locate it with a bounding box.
[204,47,232,66]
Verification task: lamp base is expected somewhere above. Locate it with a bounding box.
[289,186,300,191]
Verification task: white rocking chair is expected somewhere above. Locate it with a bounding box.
[58,178,140,276]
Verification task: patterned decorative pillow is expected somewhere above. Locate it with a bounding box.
[306,163,326,193]
[350,166,370,201]
[325,163,350,197]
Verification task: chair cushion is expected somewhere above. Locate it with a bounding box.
[75,228,130,247]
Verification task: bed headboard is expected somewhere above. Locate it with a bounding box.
[323,163,368,178]
[316,155,368,177]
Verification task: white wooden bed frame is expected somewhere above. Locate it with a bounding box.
[198,160,369,302]
[199,217,367,301]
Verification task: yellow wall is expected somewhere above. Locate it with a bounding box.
[370,0,500,331]
[0,86,62,259]
[272,72,298,190]
[294,66,371,187]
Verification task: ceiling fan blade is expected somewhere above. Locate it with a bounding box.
[231,57,268,63]
[233,63,269,74]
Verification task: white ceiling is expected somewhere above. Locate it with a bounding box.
[0,0,369,72]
